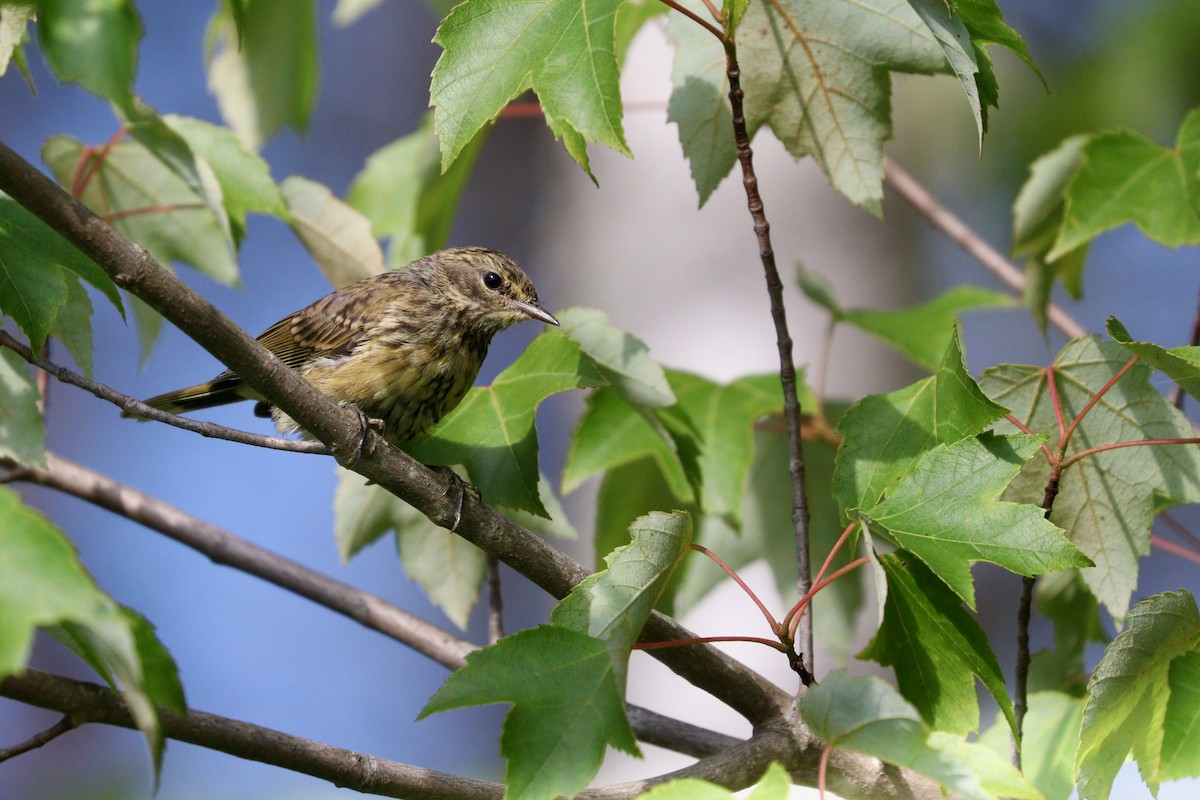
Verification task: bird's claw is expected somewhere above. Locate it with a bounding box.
[343,406,385,468]
[433,466,479,531]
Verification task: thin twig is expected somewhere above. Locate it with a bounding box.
[1151,534,1200,566]
[103,202,208,223]
[724,38,814,674]
[0,715,76,762]
[882,157,1087,341]
[657,0,725,40]
[1045,366,1068,443]
[1061,356,1138,446]
[691,543,779,632]
[1160,510,1200,553]
[1059,437,1200,469]
[486,554,504,644]
[0,330,329,456]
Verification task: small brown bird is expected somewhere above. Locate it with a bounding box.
[139,247,559,443]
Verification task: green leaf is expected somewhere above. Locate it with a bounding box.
[926,732,1042,800]
[206,0,318,149]
[666,6,734,205]
[0,487,180,774]
[563,386,693,500]
[36,0,140,110]
[833,329,1008,518]
[1077,590,1200,799]
[593,457,691,582]
[979,690,1083,800]
[0,191,123,349]
[164,114,287,243]
[346,113,488,270]
[419,625,638,800]
[796,262,842,317]
[406,330,606,517]
[42,135,239,287]
[51,274,95,378]
[0,5,35,78]
[861,553,1015,736]
[639,762,792,799]
[982,336,1200,620]
[735,0,948,214]
[1031,569,1105,695]
[281,176,385,290]
[431,0,628,177]
[1108,316,1200,403]
[841,287,1014,371]
[664,370,787,528]
[552,510,691,690]
[862,432,1089,608]
[615,0,667,66]
[797,670,991,800]
[1012,135,1089,334]
[1050,109,1200,259]
[1162,649,1200,781]
[557,307,674,409]
[0,348,45,468]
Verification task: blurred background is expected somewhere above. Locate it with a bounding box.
[2,1,1200,797]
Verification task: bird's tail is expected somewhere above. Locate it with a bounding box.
[126,375,246,418]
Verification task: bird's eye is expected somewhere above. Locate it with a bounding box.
[483,271,504,290]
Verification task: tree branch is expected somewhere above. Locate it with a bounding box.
[0,714,77,762]
[0,669,504,800]
[0,137,788,726]
[724,40,814,678]
[882,156,1087,341]
[8,451,731,760]
[0,331,329,456]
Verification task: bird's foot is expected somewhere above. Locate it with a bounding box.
[432,465,480,532]
[344,406,385,468]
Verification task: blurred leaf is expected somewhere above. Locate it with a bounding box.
[281,176,384,289]
[1108,316,1200,403]
[165,114,287,243]
[51,275,94,378]
[557,307,674,409]
[207,0,318,149]
[615,0,666,65]
[798,671,991,800]
[347,113,487,270]
[980,691,1083,800]
[1012,135,1088,332]
[0,349,45,468]
[0,487,180,776]
[1050,108,1200,259]
[926,732,1042,800]
[639,762,792,799]
[842,287,1014,371]
[593,457,690,577]
[664,370,788,528]
[736,0,947,214]
[1077,590,1200,799]
[431,0,628,178]
[1032,570,1105,695]
[666,6,734,205]
[332,0,386,26]
[36,0,140,111]
[1162,650,1200,781]
[553,510,691,690]
[0,192,123,351]
[42,135,239,286]
[564,387,692,500]
[833,328,1007,519]
[982,337,1200,620]
[407,330,606,516]
[0,4,35,78]
[862,433,1088,608]
[419,625,637,800]
[796,262,842,316]
[861,552,1015,737]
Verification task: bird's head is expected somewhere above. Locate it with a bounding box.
[425,247,559,332]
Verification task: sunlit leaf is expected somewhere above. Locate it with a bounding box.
[281,176,385,289]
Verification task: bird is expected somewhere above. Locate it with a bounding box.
[136,247,559,445]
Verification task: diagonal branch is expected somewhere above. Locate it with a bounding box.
[7,450,737,759]
[0,331,328,456]
[1,669,504,800]
[0,137,788,726]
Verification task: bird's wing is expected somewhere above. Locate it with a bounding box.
[256,284,376,369]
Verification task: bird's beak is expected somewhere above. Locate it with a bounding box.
[513,300,560,326]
